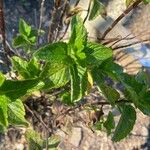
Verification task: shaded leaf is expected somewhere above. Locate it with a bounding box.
[92,68,119,106]
[25,129,43,150]
[104,111,115,135]
[12,35,27,48]
[44,135,60,150]
[112,105,136,142]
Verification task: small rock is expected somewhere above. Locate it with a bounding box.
[15,143,24,150]
[69,127,83,147]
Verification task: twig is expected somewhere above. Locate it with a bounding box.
[0,0,11,68]
[25,104,51,133]
[55,0,70,41]
[83,0,92,24]
[75,0,81,6]
[100,0,142,40]
[112,39,150,50]
[48,2,57,42]
[38,0,45,44]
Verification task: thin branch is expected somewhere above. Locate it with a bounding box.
[38,0,45,44]
[25,104,51,133]
[75,0,81,6]
[83,0,92,24]
[0,0,11,68]
[100,0,142,40]
[112,39,150,50]
[55,0,70,41]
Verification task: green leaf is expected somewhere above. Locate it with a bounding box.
[70,65,87,102]
[92,68,119,106]
[8,99,28,126]
[0,72,5,86]
[19,19,31,37]
[126,0,135,7]
[143,0,150,4]
[112,105,136,142]
[89,0,106,20]
[44,135,60,150]
[100,59,123,81]
[40,62,70,89]
[11,56,29,79]
[34,42,68,64]
[26,57,41,78]
[25,129,43,150]
[0,95,9,127]
[12,56,41,79]
[137,91,150,115]
[0,79,44,100]
[69,15,87,53]
[99,84,120,106]
[12,35,27,48]
[86,42,112,66]
[0,124,7,133]
[118,73,145,106]
[104,112,115,135]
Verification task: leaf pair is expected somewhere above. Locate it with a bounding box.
[13,19,44,52]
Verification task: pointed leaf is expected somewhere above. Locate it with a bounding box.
[69,15,87,53]
[25,129,43,150]
[0,79,44,100]
[19,19,31,36]
[104,112,115,135]
[70,65,87,102]
[8,99,28,126]
[26,57,41,78]
[92,68,119,105]
[12,35,27,48]
[0,95,9,127]
[112,105,136,142]
[0,72,5,86]
[89,0,106,20]
[40,62,70,89]
[86,42,112,66]
[11,56,29,78]
[34,42,68,64]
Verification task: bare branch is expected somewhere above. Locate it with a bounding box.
[100,0,142,40]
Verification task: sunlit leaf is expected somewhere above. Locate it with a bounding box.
[89,0,106,20]
[8,99,28,126]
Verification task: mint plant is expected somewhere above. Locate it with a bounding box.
[0,0,150,149]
